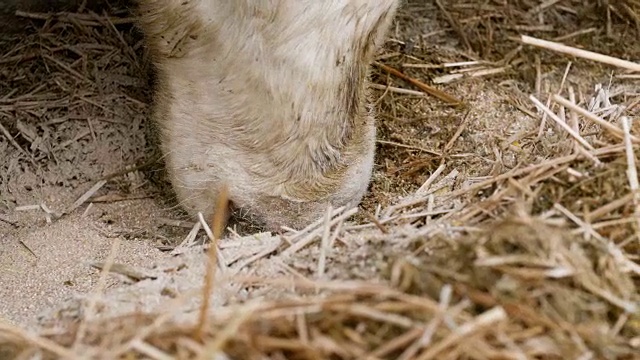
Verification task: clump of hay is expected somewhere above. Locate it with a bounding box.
[1,0,639,359]
[2,212,638,359]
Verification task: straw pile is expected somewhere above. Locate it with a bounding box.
[1,0,639,359]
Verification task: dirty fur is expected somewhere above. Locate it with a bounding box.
[137,0,399,229]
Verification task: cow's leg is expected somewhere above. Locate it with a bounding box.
[137,0,399,230]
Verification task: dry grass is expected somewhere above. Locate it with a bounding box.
[1,0,640,359]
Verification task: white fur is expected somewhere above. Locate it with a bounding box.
[138,0,399,229]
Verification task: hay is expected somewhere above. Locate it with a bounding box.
[1,0,639,359]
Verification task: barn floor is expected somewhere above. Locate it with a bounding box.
[1,1,639,358]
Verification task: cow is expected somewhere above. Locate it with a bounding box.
[137,0,400,230]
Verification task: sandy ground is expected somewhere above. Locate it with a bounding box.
[1,0,636,340]
[0,195,169,329]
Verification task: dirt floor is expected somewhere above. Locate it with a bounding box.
[1,0,639,359]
